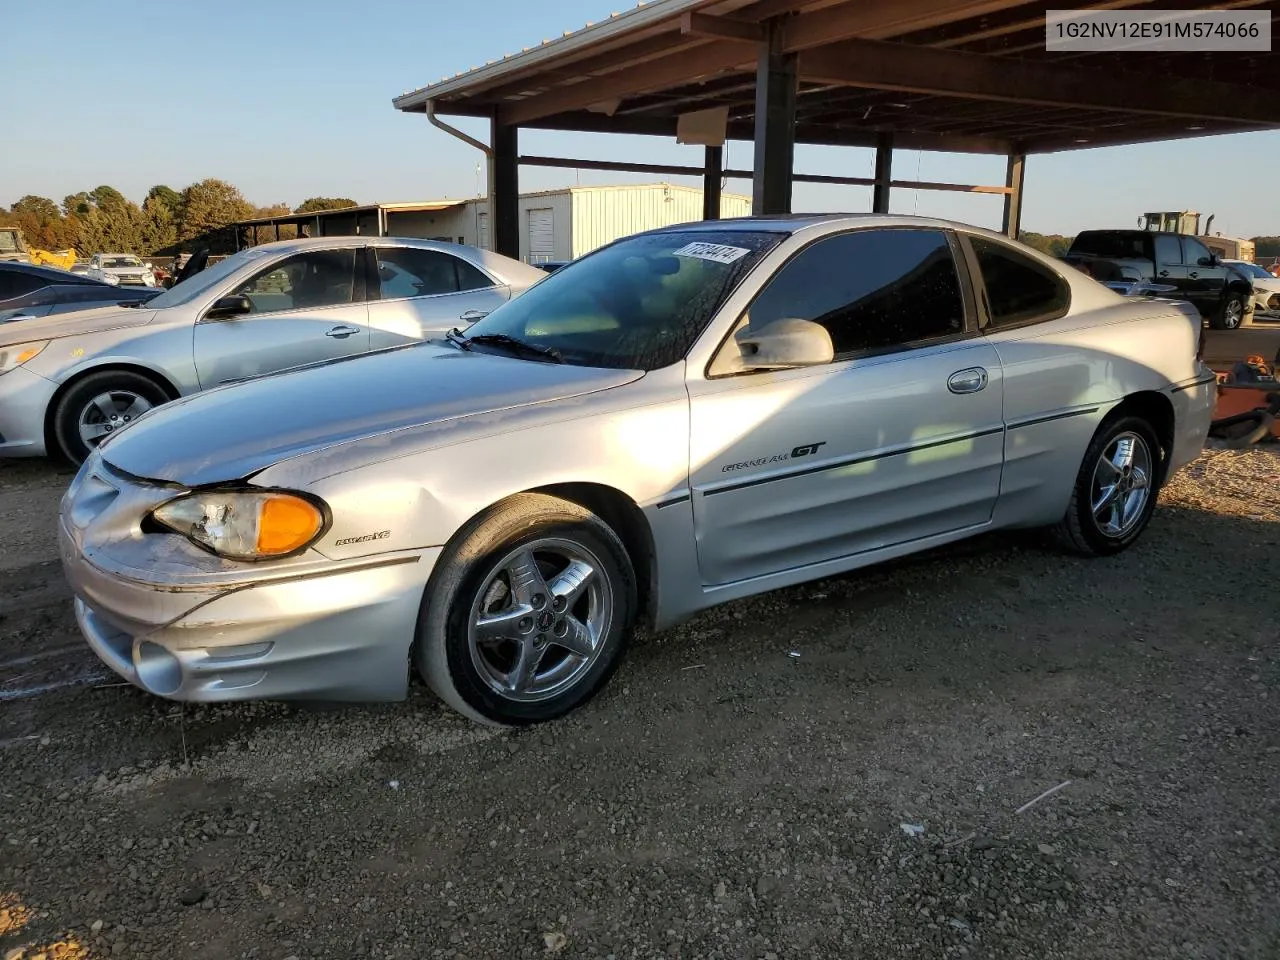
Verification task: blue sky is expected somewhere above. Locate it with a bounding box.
[3,0,1276,237]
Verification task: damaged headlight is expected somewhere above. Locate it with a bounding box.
[152,489,328,560]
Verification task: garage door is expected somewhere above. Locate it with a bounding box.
[476,212,489,250]
[527,208,554,263]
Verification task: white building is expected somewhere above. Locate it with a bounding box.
[236,183,752,264]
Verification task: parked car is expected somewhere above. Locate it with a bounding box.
[58,215,1216,726]
[0,227,31,263]
[1222,259,1280,316]
[0,236,547,463]
[85,253,157,288]
[0,262,160,322]
[1062,229,1252,329]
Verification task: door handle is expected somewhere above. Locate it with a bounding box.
[325,324,360,339]
[458,309,490,323]
[948,367,988,394]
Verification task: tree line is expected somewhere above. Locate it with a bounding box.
[0,181,357,257]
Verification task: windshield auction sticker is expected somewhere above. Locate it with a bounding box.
[673,242,751,264]
[1046,10,1270,51]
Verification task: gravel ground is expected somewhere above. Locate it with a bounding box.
[1,446,1278,960]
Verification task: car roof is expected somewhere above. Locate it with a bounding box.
[0,261,92,282]
[231,235,547,286]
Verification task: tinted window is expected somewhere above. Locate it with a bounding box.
[462,230,782,371]
[1070,231,1147,259]
[375,248,494,299]
[230,250,356,314]
[746,229,964,356]
[971,237,1070,327]
[1181,236,1213,265]
[1154,235,1183,265]
[0,273,43,300]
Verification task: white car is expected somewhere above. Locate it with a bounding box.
[1224,260,1280,316]
[86,253,156,288]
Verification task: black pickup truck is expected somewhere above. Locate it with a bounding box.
[1062,229,1252,330]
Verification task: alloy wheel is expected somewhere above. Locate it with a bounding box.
[77,390,153,448]
[1090,431,1153,538]
[466,538,613,702]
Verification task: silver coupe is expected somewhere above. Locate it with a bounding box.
[0,237,546,463]
[59,215,1217,726]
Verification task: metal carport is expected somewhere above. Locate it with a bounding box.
[393,0,1279,257]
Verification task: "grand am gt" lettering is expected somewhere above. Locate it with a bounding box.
[721,441,826,473]
[334,531,391,546]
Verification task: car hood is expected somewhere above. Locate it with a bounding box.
[99,343,644,486]
[0,303,156,346]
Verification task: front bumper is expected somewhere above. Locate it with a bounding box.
[58,463,440,702]
[0,365,56,457]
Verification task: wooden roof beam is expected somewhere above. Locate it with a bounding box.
[499,41,754,124]
[797,38,1280,124]
[782,0,1034,50]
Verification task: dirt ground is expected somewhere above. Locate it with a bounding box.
[1,446,1278,960]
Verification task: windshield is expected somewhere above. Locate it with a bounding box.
[102,256,142,268]
[0,232,20,253]
[1232,262,1270,280]
[459,230,782,370]
[145,248,274,309]
[1069,232,1148,259]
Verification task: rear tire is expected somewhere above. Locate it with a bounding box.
[1054,415,1162,556]
[51,370,170,466]
[415,494,637,727]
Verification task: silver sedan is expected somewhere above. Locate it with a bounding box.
[60,215,1217,726]
[0,237,547,463]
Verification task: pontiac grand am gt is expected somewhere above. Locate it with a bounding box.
[59,215,1217,726]
[0,237,546,463]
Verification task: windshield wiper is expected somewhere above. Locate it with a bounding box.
[444,327,472,351]
[468,333,562,363]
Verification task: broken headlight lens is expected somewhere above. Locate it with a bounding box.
[152,490,327,560]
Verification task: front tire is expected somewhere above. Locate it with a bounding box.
[51,370,170,465]
[1212,294,1245,330]
[1054,415,1162,556]
[415,494,637,726]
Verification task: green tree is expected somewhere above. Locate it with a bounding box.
[1018,231,1072,258]
[294,197,357,214]
[178,178,254,242]
[146,185,183,220]
[63,192,92,217]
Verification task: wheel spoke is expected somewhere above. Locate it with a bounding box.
[507,640,547,694]
[91,394,119,420]
[1130,467,1150,490]
[553,615,595,659]
[1092,483,1121,518]
[79,421,113,442]
[1111,438,1135,471]
[121,396,152,420]
[474,604,532,643]
[505,550,550,606]
[1095,455,1121,480]
[549,559,594,610]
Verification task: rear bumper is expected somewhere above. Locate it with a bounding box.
[0,366,55,457]
[62,518,439,702]
[1167,366,1218,475]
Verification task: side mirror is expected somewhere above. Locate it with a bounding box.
[205,295,253,320]
[1198,255,1218,267]
[736,318,834,370]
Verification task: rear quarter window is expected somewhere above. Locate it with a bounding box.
[970,237,1070,328]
